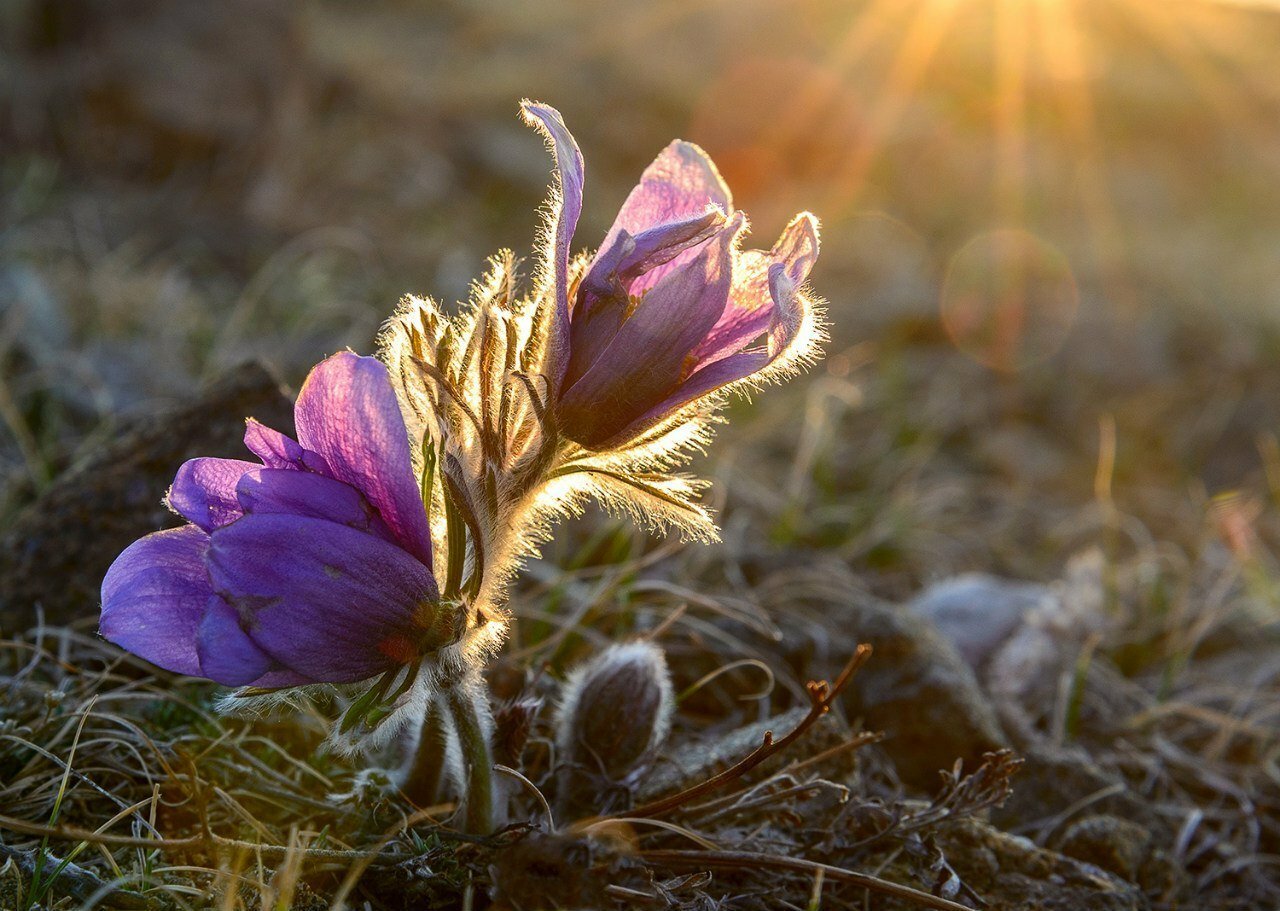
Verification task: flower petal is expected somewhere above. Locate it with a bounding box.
[196,595,276,686]
[206,514,440,683]
[520,101,585,389]
[602,140,732,296]
[100,525,212,677]
[558,217,741,448]
[293,352,433,566]
[606,140,732,239]
[566,210,726,391]
[244,419,330,473]
[605,214,822,444]
[167,458,257,532]
[236,467,398,543]
[689,212,822,368]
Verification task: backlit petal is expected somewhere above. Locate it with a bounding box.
[567,211,725,391]
[689,213,822,369]
[520,101,585,389]
[244,419,329,473]
[293,353,433,566]
[558,217,740,448]
[608,214,822,443]
[605,140,731,239]
[602,140,732,296]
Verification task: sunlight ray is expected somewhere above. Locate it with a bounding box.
[1035,0,1140,316]
[829,0,965,218]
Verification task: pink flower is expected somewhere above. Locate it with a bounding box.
[523,102,822,450]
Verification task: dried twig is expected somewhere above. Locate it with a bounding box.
[605,644,871,822]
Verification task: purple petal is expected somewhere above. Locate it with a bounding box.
[244,419,329,473]
[566,211,726,391]
[236,467,398,543]
[196,595,276,686]
[167,458,257,532]
[606,140,732,238]
[521,101,585,390]
[558,216,741,448]
[602,141,732,296]
[100,525,212,677]
[293,353,433,566]
[689,213,822,368]
[604,214,822,444]
[206,514,440,683]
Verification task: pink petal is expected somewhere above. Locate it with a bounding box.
[293,353,433,566]
[690,213,821,369]
[602,215,821,445]
[602,140,732,296]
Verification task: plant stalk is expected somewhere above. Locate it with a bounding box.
[401,699,449,806]
[439,669,499,834]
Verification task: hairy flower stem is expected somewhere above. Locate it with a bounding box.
[401,701,449,806]
[439,668,499,834]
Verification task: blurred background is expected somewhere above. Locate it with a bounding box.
[4,4,1280,905]
[3,0,1280,582]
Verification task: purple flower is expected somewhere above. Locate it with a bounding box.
[99,352,446,687]
[523,102,822,450]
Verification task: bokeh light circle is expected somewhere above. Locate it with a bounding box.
[940,229,1080,372]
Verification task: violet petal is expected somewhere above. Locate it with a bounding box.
[206,514,439,683]
[236,467,396,543]
[521,101,585,389]
[244,419,329,473]
[690,213,821,368]
[293,353,433,566]
[567,211,728,390]
[196,595,276,686]
[99,525,212,677]
[602,140,732,296]
[245,668,316,688]
[167,458,257,531]
[604,214,821,444]
[558,217,740,447]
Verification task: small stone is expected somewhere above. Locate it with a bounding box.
[835,596,1009,790]
[925,817,1150,911]
[1055,814,1151,883]
[909,572,1051,669]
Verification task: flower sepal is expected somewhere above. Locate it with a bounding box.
[338,661,424,739]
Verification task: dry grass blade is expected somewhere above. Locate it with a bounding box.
[642,849,975,911]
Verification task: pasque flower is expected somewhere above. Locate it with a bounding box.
[99,352,455,688]
[523,104,823,450]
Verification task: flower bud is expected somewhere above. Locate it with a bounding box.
[555,641,674,783]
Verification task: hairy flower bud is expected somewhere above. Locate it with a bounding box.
[555,641,674,784]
